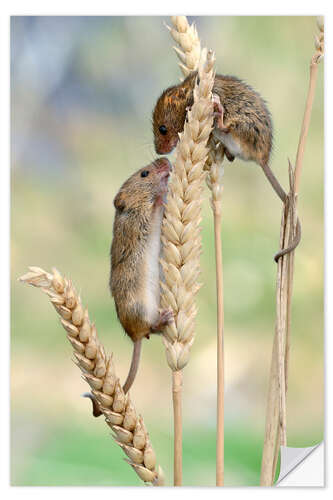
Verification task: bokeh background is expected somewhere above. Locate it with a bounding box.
[11,16,324,486]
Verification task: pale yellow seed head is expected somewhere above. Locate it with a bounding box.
[19,266,163,485]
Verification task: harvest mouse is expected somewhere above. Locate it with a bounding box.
[152,71,301,261]
[84,157,174,417]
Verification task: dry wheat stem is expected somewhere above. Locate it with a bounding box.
[206,142,226,488]
[19,267,164,486]
[212,202,225,486]
[260,17,324,486]
[206,146,225,486]
[261,190,296,485]
[294,15,324,193]
[260,198,288,485]
[277,197,293,448]
[204,109,226,490]
[273,178,297,475]
[283,15,323,419]
[172,370,183,486]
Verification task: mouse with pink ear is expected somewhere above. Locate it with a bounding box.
[152,71,301,261]
[84,158,174,416]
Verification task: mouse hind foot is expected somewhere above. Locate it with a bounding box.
[212,93,229,132]
[225,149,235,162]
[150,308,174,333]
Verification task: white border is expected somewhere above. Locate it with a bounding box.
[2,2,332,498]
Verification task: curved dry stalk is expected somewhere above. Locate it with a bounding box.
[19,266,164,487]
[294,15,324,193]
[260,17,324,486]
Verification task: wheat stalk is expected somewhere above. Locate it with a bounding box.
[206,147,225,486]
[260,17,324,486]
[19,266,164,486]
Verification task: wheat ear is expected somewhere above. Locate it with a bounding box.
[160,46,215,484]
[167,16,224,170]
[161,48,215,372]
[19,266,164,486]
[260,17,324,486]
[166,16,201,78]
[167,15,226,485]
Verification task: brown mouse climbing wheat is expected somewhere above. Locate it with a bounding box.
[152,72,301,261]
[85,157,174,416]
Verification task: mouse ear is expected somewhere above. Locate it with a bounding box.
[114,191,126,212]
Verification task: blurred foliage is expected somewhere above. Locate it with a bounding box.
[11,16,323,486]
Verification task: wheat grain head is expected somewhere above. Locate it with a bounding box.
[160,50,215,370]
[166,16,201,78]
[167,15,225,202]
[314,16,324,63]
[19,266,164,486]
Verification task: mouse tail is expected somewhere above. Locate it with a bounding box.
[122,340,142,394]
[274,217,302,262]
[261,163,287,203]
[82,391,103,417]
[83,339,142,415]
[261,163,302,262]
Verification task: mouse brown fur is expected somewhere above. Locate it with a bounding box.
[152,72,301,261]
[84,158,174,415]
[153,72,273,166]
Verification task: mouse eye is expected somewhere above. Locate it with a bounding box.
[159,125,167,136]
[141,170,149,178]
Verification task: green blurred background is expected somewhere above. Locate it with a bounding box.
[11,16,324,486]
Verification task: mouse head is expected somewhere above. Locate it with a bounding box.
[114,158,172,213]
[153,74,196,155]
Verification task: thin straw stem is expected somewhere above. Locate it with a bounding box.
[272,423,281,483]
[278,203,292,447]
[284,251,295,391]
[172,370,183,486]
[213,201,225,486]
[260,332,280,485]
[294,62,319,194]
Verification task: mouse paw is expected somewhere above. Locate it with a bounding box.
[160,308,175,326]
[225,148,235,162]
[150,308,174,333]
[212,93,229,132]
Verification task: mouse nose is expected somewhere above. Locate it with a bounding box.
[154,157,172,172]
